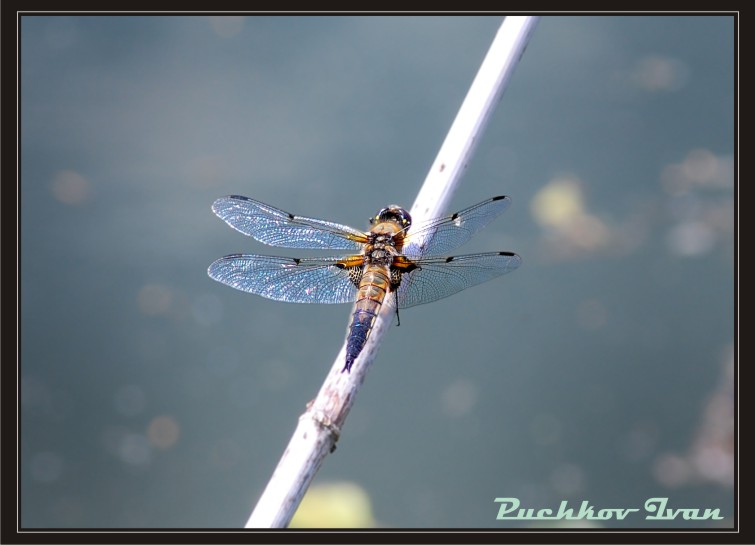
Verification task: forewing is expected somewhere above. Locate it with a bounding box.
[396,252,521,308]
[212,195,367,250]
[403,195,511,258]
[208,254,360,304]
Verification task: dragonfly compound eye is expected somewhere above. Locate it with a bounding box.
[375,206,412,228]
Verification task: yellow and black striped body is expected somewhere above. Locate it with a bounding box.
[343,206,415,372]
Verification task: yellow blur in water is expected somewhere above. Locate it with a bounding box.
[530,177,586,229]
[530,176,610,255]
[290,481,376,528]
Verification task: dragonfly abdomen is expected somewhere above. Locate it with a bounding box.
[343,266,392,372]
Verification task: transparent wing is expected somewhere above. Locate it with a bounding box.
[403,195,511,258]
[396,252,521,308]
[208,254,360,304]
[212,195,368,250]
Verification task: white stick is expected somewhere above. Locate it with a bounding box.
[245,15,539,529]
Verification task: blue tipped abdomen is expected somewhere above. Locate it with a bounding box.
[344,308,379,372]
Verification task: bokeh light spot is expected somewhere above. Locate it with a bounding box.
[138,284,173,315]
[147,415,180,450]
[661,148,733,195]
[666,221,716,257]
[290,482,375,528]
[531,177,585,229]
[630,56,689,92]
[531,177,611,255]
[117,433,152,466]
[51,170,91,205]
[653,453,691,488]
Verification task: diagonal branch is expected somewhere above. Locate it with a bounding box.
[245,15,540,529]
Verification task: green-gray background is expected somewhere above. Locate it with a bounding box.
[21,15,735,528]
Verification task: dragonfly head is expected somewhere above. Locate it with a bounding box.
[371,205,412,230]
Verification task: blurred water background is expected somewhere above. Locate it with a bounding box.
[20,15,734,528]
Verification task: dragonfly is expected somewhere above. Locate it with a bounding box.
[208,195,521,372]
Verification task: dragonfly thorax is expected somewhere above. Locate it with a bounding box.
[363,234,400,266]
